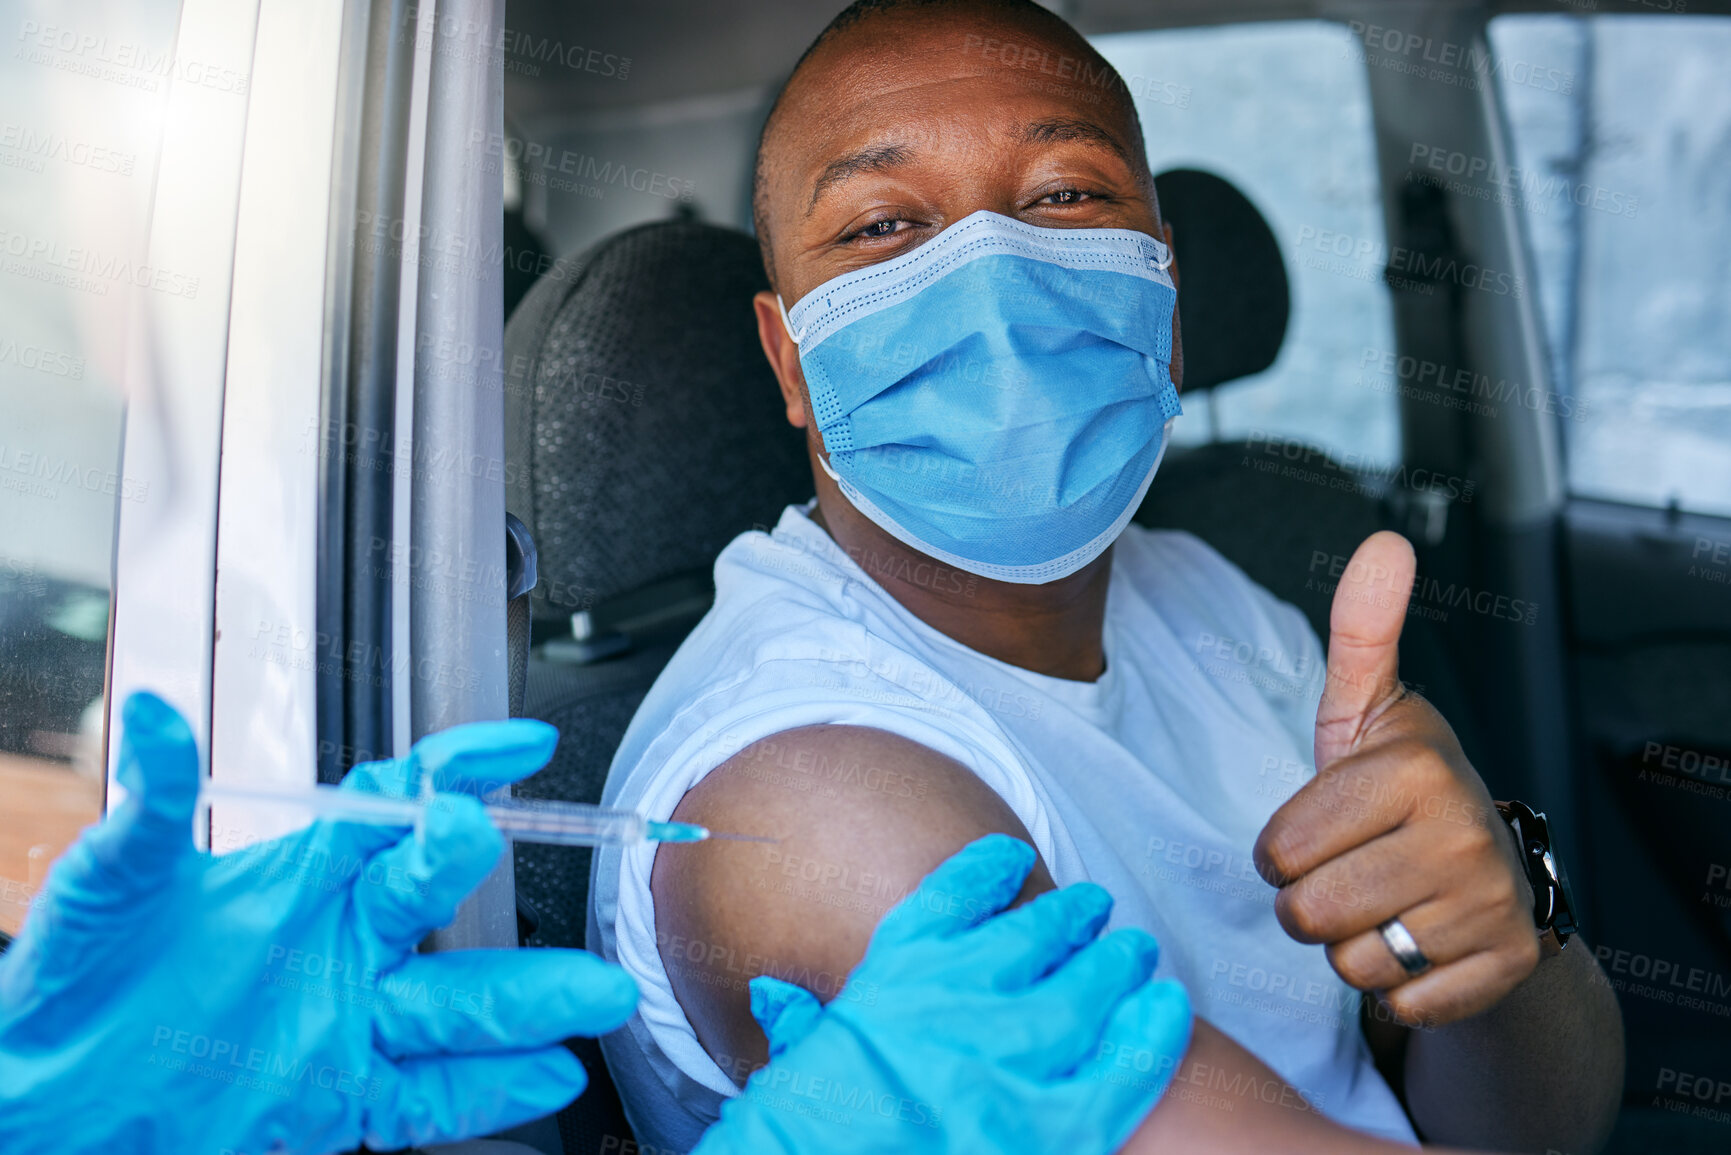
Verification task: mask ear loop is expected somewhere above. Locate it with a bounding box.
[1149,240,1175,272]
[776,294,808,345]
[775,293,838,480]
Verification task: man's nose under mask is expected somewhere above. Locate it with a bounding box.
[778,209,1182,585]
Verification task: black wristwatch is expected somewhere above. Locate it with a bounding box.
[1495,800,1578,952]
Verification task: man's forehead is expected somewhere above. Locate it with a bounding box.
[787,36,1039,123]
[775,24,1133,178]
[790,11,1106,105]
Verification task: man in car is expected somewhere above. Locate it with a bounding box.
[589,1,1624,1151]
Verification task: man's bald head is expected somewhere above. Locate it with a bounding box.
[751,0,1153,292]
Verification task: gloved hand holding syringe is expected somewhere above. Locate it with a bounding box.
[199,778,774,847]
[1,696,1192,1155]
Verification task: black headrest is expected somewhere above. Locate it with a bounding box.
[1153,168,1289,392]
[503,221,812,625]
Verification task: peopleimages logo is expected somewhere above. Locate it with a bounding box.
[0,226,200,299]
[1293,225,1525,299]
[400,6,631,80]
[0,444,148,502]
[1305,548,1540,627]
[148,1027,382,1101]
[0,337,84,379]
[0,122,135,176]
[1356,347,1588,422]
[1342,20,1573,94]
[1408,143,1638,219]
[467,131,693,200]
[14,20,249,95]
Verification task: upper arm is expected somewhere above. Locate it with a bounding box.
[651,725,1421,1153]
[649,723,1054,1083]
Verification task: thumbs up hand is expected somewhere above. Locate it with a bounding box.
[1253,532,1540,1028]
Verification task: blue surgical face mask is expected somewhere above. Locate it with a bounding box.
[779,209,1181,585]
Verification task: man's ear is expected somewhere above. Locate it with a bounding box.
[753,290,810,429]
[1162,220,1184,393]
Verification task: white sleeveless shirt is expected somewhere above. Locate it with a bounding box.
[589,502,1418,1151]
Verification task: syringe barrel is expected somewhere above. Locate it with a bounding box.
[484,797,647,846]
[197,783,658,848]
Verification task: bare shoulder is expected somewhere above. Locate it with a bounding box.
[650,723,1052,1084]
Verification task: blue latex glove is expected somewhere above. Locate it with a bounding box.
[692,834,1193,1155]
[0,691,639,1155]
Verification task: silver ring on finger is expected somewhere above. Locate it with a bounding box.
[1378,916,1432,977]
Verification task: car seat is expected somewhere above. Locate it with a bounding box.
[1134,168,1477,758]
[501,219,810,1153]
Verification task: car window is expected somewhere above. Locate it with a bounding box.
[1490,12,1731,516]
[1092,20,1399,471]
[0,0,184,935]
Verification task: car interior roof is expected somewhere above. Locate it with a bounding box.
[504,0,1731,121]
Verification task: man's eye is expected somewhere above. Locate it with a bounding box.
[847,218,909,242]
[1042,188,1094,206]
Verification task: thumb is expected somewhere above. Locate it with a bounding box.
[748,976,825,1058]
[407,718,559,797]
[84,691,200,881]
[1315,532,1414,768]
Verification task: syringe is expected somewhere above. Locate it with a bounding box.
[197,781,750,847]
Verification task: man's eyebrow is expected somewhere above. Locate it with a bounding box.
[1022,117,1132,165]
[805,143,916,215]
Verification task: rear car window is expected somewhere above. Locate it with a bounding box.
[1490,12,1731,516]
[1093,20,1400,471]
